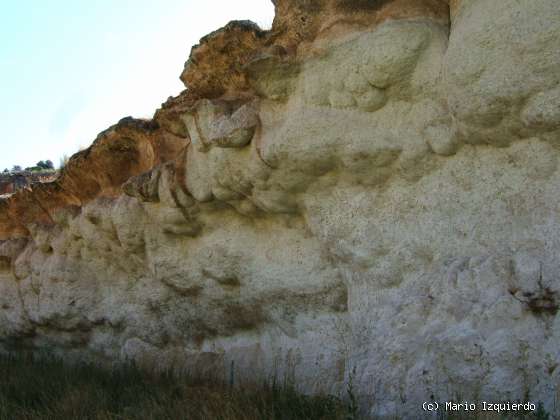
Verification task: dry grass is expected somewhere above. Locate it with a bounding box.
[0,352,349,420]
[0,352,552,419]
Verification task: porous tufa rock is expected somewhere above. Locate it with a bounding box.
[122,169,161,203]
[208,102,260,148]
[1,1,560,417]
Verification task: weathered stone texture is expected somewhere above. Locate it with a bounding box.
[1,0,559,417]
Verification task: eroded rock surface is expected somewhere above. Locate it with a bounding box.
[1,0,560,417]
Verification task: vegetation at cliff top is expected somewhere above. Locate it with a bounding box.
[0,352,349,420]
[3,160,56,174]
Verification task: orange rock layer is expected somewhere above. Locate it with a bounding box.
[0,0,449,241]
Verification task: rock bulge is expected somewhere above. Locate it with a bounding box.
[1,0,560,417]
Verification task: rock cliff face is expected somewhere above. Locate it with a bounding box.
[1,0,560,416]
[0,172,58,196]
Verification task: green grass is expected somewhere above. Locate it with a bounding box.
[0,352,350,420]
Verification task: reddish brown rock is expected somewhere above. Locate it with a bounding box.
[0,118,186,240]
[0,0,449,242]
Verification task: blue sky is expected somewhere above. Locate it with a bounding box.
[0,1,274,170]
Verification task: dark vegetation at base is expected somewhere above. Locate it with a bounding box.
[0,352,553,420]
[0,352,349,420]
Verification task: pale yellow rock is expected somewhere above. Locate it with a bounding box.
[1,1,560,418]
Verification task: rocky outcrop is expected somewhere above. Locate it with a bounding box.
[1,0,560,417]
[0,172,58,196]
